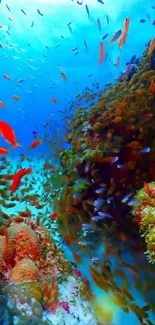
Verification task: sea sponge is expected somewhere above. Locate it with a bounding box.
[9,258,39,282]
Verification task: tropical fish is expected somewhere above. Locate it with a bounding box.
[119,17,130,47]
[140,18,147,23]
[21,9,26,15]
[0,147,9,155]
[3,74,11,80]
[50,212,58,220]
[52,98,58,104]
[85,5,90,19]
[110,30,122,44]
[12,95,20,100]
[97,18,101,33]
[102,33,108,40]
[61,72,67,81]
[149,79,155,93]
[99,42,104,65]
[0,101,5,108]
[10,167,32,193]
[37,9,44,16]
[0,121,21,148]
[148,38,155,55]
[29,139,42,148]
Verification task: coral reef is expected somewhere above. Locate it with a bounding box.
[50,42,155,250]
[132,181,155,264]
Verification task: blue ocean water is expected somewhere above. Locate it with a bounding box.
[0,0,155,325]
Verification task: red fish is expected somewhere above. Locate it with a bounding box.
[52,98,58,104]
[0,147,9,154]
[50,212,58,220]
[99,42,104,65]
[29,139,42,148]
[12,95,20,100]
[149,79,155,93]
[0,121,21,148]
[61,72,67,81]
[3,74,11,80]
[10,167,32,193]
[143,181,151,196]
[119,17,130,47]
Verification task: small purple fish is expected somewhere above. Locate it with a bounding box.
[152,20,155,25]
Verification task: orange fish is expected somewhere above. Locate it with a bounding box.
[0,101,6,108]
[52,98,58,104]
[12,95,20,100]
[149,79,155,93]
[61,72,67,81]
[119,17,130,47]
[99,42,104,65]
[0,147,9,155]
[143,181,151,196]
[10,167,32,193]
[50,212,58,220]
[72,251,81,264]
[0,121,21,148]
[3,74,11,80]
[148,38,155,55]
[29,139,42,148]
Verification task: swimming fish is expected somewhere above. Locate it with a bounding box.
[61,72,67,81]
[99,42,104,65]
[140,18,147,23]
[119,17,130,47]
[110,30,122,44]
[0,101,5,108]
[0,147,9,155]
[0,121,21,148]
[148,38,155,55]
[102,33,108,40]
[3,74,11,80]
[97,18,101,33]
[85,5,90,19]
[10,167,32,193]
[37,9,44,16]
[29,139,42,149]
[21,9,26,15]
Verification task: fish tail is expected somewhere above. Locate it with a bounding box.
[14,142,23,148]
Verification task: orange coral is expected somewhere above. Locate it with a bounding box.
[4,223,41,266]
[9,258,39,282]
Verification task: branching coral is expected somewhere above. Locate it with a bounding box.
[132,182,155,263]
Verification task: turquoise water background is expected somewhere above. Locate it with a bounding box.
[0,0,155,324]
